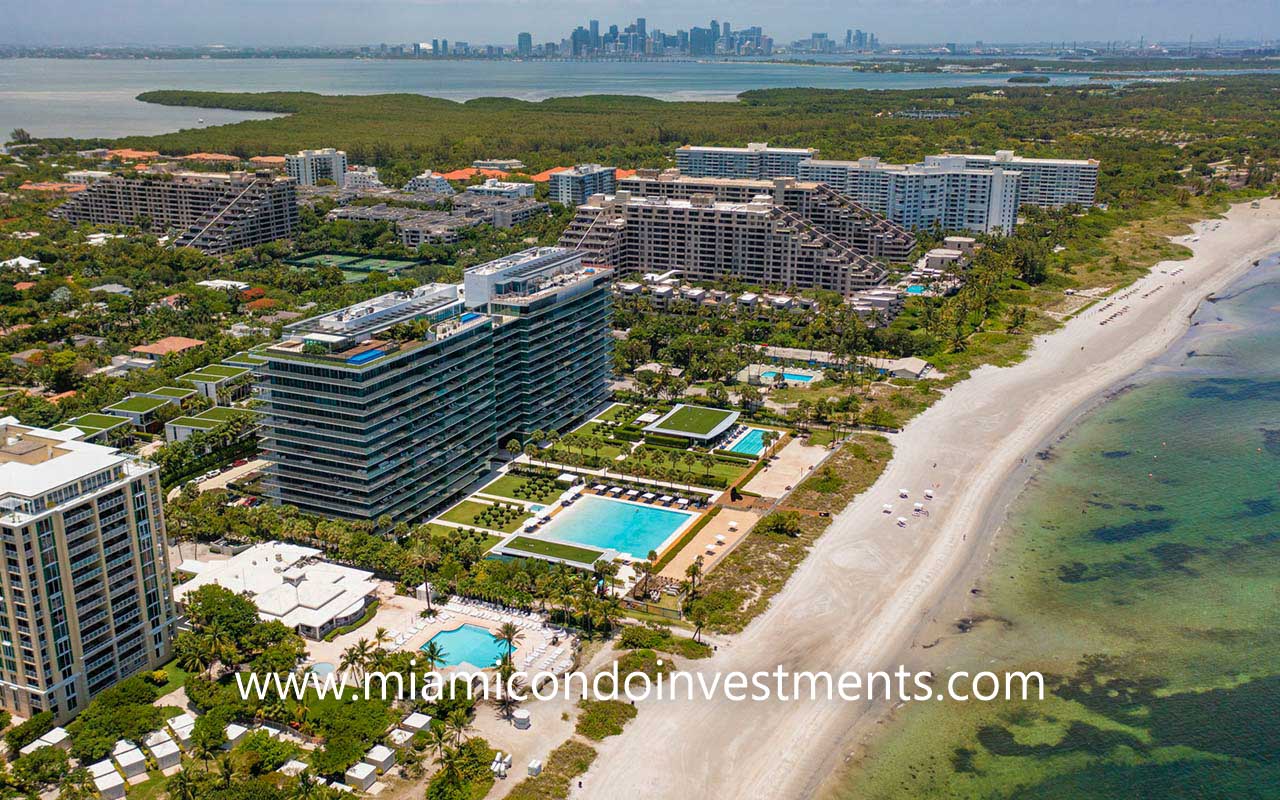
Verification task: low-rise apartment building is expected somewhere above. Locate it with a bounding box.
[0,418,175,721]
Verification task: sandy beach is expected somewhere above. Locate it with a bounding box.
[572,198,1280,800]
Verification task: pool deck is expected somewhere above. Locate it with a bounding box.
[304,586,567,673]
[658,507,762,580]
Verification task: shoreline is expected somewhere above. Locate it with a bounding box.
[573,197,1280,799]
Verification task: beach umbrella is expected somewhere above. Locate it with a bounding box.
[896,517,907,526]
[899,488,910,497]
[882,504,893,513]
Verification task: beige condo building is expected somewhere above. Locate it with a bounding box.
[0,417,175,720]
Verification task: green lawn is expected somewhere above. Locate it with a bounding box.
[193,364,250,379]
[147,386,196,399]
[439,500,530,533]
[64,413,128,432]
[196,406,253,421]
[504,537,603,564]
[153,659,190,694]
[649,404,735,436]
[106,396,169,414]
[168,416,219,430]
[480,473,564,504]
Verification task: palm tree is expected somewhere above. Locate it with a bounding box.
[164,769,199,800]
[495,622,523,658]
[684,555,704,600]
[420,640,447,672]
[176,637,213,678]
[292,770,320,800]
[201,623,236,677]
[59,768,97,800]
[444,708,473,746]
[422,726,450,762]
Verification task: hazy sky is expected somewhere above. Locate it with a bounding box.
[6,0,1278,47]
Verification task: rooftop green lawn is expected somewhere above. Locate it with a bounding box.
[504,536,603,565]
[195,406,252,422]
[146,386,196,399]
[64,414,129,432]
[651,404,735,435]
[225,351,267,365]
[194,364,249,379]
[105,396,169,414]
[168,416,220,430]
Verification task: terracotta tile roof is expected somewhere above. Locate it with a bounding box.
[130,336,206,357]
[440,167,510,180]
[615,168,637,180]
[249,155,286,165]
[13,282,36,291]
[530,167,571,183]
[184,152,241,163]
[46,390,77,404]
[18,182,86,193]
[107,148,161,160]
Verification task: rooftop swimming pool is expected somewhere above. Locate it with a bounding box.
[761,370,814,383]
[423,624,506,668]
[538,494,694,558]
[728,428,768,456]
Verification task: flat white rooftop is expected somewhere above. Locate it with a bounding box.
[175,541,378,633]
[0,416,133,502]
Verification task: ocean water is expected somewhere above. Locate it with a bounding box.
[0,57,1108,138]
[841,255,1280,798]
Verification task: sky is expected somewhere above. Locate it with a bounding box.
[5,0,1279,47]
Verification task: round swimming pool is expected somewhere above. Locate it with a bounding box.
[310,662,336,677]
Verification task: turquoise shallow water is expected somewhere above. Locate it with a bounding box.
[540,494,692,556]
[845,253,1280,798]
[423,624,506,668]
[981,255,1280,795]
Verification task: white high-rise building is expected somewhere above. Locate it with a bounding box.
[342,166,384,191]
[285,148,349,187]
[799,156,1021,234]
[548,164,616,206]
[0,417,176,720]
[675,142,818,180]
[941,150,1098,208]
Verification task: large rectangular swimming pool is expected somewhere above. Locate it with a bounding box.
[761,370,814,383]
[538,494,695,558]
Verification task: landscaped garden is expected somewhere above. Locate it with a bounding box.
[503,536,603,565]
[440,500,530,533]
[480,472,567,505]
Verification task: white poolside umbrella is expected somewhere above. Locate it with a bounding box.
[896,517,907,526]
[882,504,893,513]
[913,502,924,510]
[924,489,935,499]
[899,488,910,497]
[715,534,726,543]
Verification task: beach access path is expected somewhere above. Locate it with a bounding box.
[573,199,1280,800]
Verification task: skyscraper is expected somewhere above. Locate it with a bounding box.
[517,32,533,56]
[0,417,176,720]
